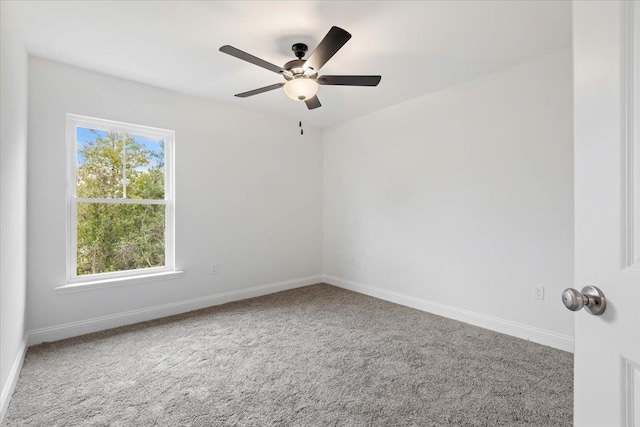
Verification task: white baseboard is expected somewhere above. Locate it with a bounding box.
[322,275,574,353]
[0,335,28,424]
[28,275,322,346]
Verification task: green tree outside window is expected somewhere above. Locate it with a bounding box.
[76,130,166,275]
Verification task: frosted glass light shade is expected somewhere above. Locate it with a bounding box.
[284,77,319,101]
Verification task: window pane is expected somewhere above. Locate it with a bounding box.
[76,128,165,200]
[76,203,166,276]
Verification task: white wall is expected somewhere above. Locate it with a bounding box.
[27,58,322,339]
[322,49,574,350]
[0,1,29,420]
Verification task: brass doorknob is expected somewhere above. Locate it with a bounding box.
[562,285,606,315]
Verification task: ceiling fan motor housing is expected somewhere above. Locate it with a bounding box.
[283,59,317,79]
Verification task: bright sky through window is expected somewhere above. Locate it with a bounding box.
[76,127,164,172]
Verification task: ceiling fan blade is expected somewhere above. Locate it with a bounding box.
[220,45,291,76]
[317,75,382,86]
[305,96,322,110]
[235,83,284,98]
[303,26,352,73]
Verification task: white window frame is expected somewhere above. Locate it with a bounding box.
[64,114,176,287]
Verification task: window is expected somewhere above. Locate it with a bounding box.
[66,114,175,286]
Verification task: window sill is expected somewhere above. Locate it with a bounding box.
[56,271,184,294]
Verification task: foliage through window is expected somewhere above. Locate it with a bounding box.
[67,115,174,281]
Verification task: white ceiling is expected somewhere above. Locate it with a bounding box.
[10,1,572,129]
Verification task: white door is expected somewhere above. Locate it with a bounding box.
[573,1,640,426]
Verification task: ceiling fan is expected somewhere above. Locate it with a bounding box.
[219,26,381,110]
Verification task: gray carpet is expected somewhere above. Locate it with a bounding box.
[4,284,572,426]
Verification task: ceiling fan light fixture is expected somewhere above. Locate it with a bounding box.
[284,76,318,101]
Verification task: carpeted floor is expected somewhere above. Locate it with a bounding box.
[4,284,572,426]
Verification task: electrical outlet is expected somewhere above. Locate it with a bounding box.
[351,257,356,265]
[534,286,544,300]
[212,264,218,275]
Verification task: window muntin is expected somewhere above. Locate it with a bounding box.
[67,115,175,283]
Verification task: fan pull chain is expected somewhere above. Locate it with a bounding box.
[299,120,304,136]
